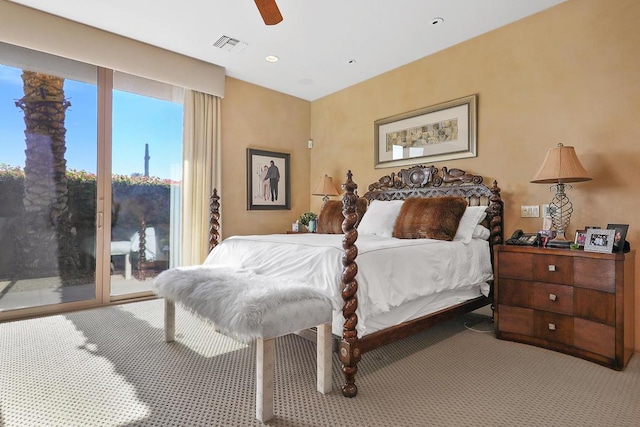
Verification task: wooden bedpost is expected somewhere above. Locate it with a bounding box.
[488,181,503,246]
[488,180,503,318]
[209,188,221,252]
[340,170,361,398]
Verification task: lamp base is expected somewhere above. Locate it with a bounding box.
[546,238,571,248]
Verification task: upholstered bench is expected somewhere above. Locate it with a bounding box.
[153,266,333,422]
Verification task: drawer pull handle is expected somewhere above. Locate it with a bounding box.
[548,265,556,272]
[549,293,557,301]
[548,323,556,331]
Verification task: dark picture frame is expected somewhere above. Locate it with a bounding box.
[374,94,477,169]
[584,228,615,254]
[246,148,291,210]
[606,223,629,253]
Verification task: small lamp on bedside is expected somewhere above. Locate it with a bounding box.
[530,143,592,247]
[312,174,340,204]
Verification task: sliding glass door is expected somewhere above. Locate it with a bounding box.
[109,72,183,298]
[0,44,184,318]
[0,44,99,314]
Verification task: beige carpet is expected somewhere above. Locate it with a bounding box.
[1,299,639,427]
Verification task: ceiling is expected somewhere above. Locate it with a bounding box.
[9,0,565,101]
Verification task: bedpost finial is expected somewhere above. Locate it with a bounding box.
[342,170,357,193]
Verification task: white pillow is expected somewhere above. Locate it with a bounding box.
[453,205,488,243]
[357,199,405,238]
[472,224,491,240]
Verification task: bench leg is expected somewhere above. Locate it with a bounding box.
[256,337,275,422]
[164,299,175,342]
[317,323,332,394]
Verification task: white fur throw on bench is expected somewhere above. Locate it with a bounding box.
[153,265,331,342]
[154,265,333,422]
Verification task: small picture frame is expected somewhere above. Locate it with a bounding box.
[606,223,629,253]
[574,229,587,247]
[584,228,615,253]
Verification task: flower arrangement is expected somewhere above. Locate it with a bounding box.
[298,212,318,227]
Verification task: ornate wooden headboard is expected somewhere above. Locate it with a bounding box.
[362,164,504,246]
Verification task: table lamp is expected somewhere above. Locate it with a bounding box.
[312,174,340,204]
[530,143,592,247]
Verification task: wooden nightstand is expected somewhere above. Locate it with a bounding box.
[494,245,635,369]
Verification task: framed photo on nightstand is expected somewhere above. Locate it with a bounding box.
[574,229,587,247]
[584,228,615,253]
[606,223,629,253]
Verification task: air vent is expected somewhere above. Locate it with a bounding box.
[213,35,248,53]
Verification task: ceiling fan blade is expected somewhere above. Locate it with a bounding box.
[254,0,283,25]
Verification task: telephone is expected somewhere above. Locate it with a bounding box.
[506,229,540,246]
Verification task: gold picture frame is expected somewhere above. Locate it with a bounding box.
[374,94,477,168]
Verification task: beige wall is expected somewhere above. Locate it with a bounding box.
[308,0,640,346]
[219,0,640,347]
[220,77,311,237]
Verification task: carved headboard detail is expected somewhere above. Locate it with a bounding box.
[363,164,503,246]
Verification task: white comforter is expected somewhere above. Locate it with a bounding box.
[203,233,493,335]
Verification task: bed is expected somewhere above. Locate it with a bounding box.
[205,164,504,397]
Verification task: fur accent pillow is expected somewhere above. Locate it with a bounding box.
[316,198,368,234]
[392,197,468,240]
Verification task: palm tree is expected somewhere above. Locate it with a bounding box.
[14,71,79,281]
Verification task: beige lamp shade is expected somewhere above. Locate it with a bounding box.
[530,143,592,184]
[312,175,340,199]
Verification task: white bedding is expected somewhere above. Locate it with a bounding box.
[203,233,493,337]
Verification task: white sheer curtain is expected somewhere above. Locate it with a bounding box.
[181,90,221,266]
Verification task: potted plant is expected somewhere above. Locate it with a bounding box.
[299,212,318,232]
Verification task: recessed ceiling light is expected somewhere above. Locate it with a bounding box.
[265,55,279,63]
[431,17,444,25]
[347,59,357,64]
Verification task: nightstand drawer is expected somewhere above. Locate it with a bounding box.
[497,252,533,280]
[574,318,615,359]
[574,258,615,292]
[534,311,573,345]
[533,254,573,285]
[497,278,531,307]
[498,305,533,336]
[530,282,573,315]
[574,288,615,325]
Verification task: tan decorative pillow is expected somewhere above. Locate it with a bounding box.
[392,197,467,240]
[317,198,368,234]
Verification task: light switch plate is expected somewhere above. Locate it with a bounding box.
[520,205,540,218]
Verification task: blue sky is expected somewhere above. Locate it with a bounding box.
[0,65,182,179]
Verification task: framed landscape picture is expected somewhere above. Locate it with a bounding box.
[246,148,291,210]
[374,94,477,168]
[606,223,629,253]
